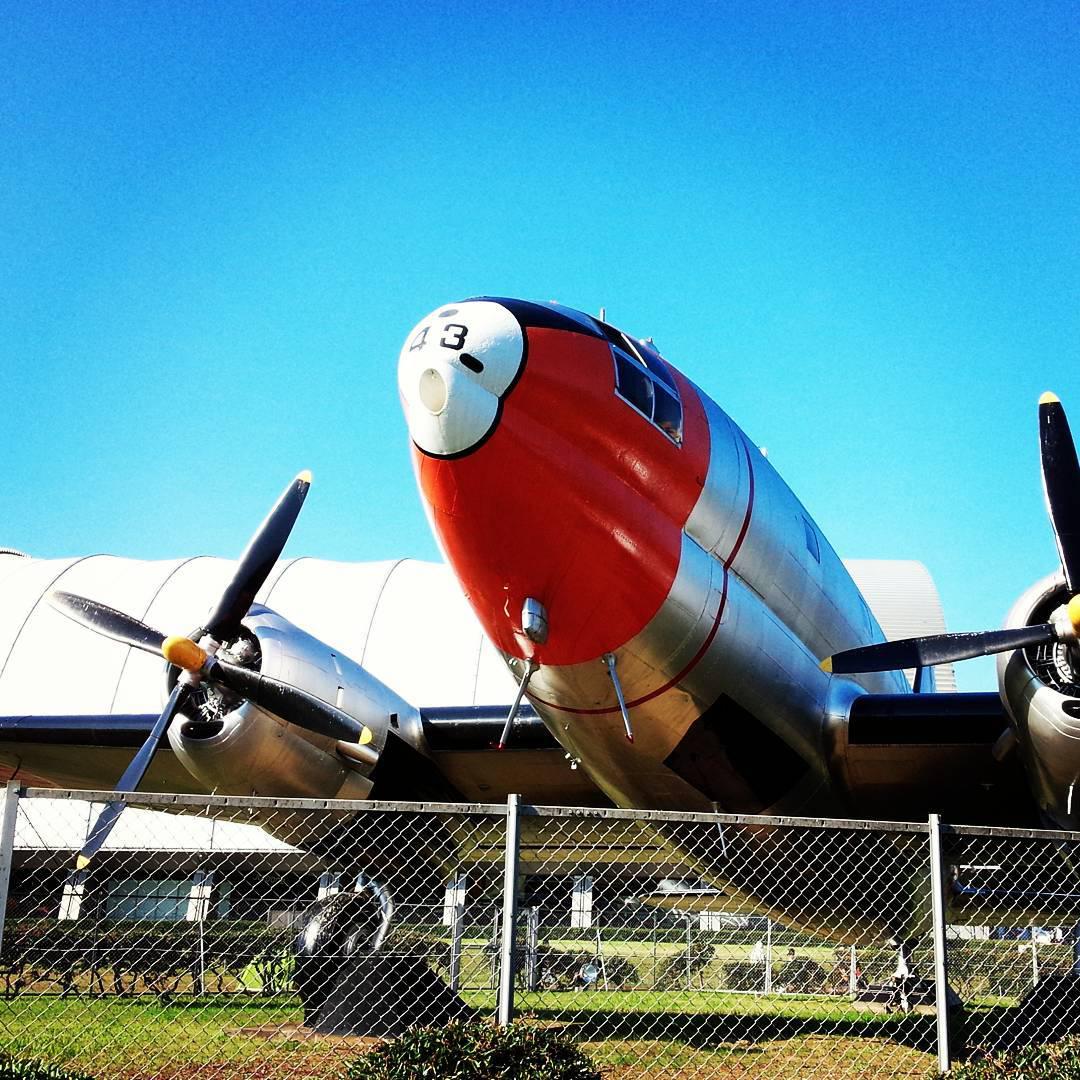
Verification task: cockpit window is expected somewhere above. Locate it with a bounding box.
[611,339,683,444]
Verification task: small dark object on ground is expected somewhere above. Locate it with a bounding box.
[983,973,1080,1050]
[310,952,474,1037]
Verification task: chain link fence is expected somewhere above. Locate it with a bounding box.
[1,787,1080,1077]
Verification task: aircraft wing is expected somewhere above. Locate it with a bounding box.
[0,713,203,792]
[0,703,607,808]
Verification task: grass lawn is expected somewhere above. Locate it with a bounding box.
[0,990,940,1079]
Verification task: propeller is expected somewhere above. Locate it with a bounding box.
[821,393,1080,677]
[47,471,364,869]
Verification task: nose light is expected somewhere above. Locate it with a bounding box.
[419,368,448,414]
[522,597,549,645]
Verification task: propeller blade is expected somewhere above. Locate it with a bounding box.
[204,472,312,643]
[76,682,189,870]
[822,623,1056,675]
[1039,393,1080,594]
[210,660,362,742]
[49,591,165,656]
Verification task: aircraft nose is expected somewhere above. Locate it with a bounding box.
[398,300,525,457]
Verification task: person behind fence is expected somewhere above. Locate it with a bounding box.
[888,946,914,1012]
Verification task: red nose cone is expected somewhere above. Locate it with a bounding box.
[403,304,709,667]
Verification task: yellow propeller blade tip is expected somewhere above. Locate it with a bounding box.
[819,657,833,674]
[75,855,91,871]
[297,470,313,484]
[1040,391,1060,405]
[162,635,207,672]
[359,726,374,745]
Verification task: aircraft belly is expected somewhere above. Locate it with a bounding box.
[522,531,838,817]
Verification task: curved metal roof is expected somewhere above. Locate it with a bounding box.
[843,559,957,692]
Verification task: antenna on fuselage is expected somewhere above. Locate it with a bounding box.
[602,653,634,743]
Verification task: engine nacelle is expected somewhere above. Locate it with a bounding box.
[167,605,426,799]
[998,571,1080,828]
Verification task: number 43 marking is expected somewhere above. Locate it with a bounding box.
[409,323,469,352]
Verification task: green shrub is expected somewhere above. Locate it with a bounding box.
[532,949,638,990]
[654,943,715,989]
[778,958,827,993]
[944,1036,1080,1079]
[0,1055,95,1080]
[721,960,767,992]
[344,1019,600,1080]
[2,919,290,996]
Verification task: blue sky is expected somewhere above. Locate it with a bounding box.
[2,2,1078,691]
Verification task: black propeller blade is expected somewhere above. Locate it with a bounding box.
[822,393,1080,677]
[822,624,1056,676]
[203,471,311,644]
[1040,393,1080,595]
[211,660,363,742]
[76,682,189,869]
[50,592,165,655]
[60,472,322,870]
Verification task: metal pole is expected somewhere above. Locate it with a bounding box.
[525,906,540,991]
[497,794,521,1026]
[0,782,21,960]
[764,919,773,995]
[929,813,951,1074]
[1031,925,1039,987]
[685,915,692,990]
[652,908,658,988]
[198,917,206,996]
[449,902,465,992]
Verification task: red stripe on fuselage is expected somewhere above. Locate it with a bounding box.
[532,433,757,715]
[415,326,710,667]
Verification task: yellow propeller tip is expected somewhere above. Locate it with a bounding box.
[1040,391,1060,405]
[359,726,374,745]
[819,657,833,674]
[297,469,313,485]
[162,635,207,672]
[75,855,91,871]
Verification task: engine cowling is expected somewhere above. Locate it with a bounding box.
[998,571,1080,828]
[167,605,426,799]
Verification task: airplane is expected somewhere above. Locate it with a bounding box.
[2,296,1079,951]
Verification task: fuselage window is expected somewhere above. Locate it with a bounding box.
[611,342,683,444]
[802,517,820,562]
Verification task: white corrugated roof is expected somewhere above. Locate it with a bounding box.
[843,559,957,692]
[15,799,295,852]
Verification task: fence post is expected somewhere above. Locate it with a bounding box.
[0,782,21,960]
[929,813,951,1074]
[764,918,773,995]
[449,902,465,991]
[497,793,521,1026]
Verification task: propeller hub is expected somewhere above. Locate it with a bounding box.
[162,635,208,672]
[1069,594,1080,638]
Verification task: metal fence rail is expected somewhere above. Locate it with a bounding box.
[2,785,1080,1077]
